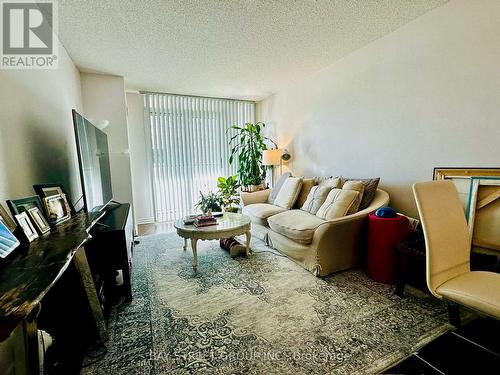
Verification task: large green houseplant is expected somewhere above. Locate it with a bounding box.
[228,122,277,191]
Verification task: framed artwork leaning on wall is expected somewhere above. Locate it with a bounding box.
[33,183,77,214]
[27,207,51,235]
[43,194,71,225]
[0,203,16,232]
[0,219,20,258]
[433,167,500,208]
[466,177,500,255]
[15,212,39,242]
[7,195,45,217]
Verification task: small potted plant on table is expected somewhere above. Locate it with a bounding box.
[217,175,241,213]
[195,191,223,216]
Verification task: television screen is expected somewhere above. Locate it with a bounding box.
[72,110,113,212]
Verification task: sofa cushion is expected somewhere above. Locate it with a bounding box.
[341,177,380,210]
[316,189,360,220]
[268,210,325,245]
[342,181,365,214]
[242,203,287,226]
[295,178,316,208]
[300,185,332,215]
[274,177,303,209]
[318,176,341,189]
[268,172,292,204]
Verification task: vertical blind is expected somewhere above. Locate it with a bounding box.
[144,93,255,222]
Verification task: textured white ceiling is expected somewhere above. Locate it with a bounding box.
[58,0,448,100]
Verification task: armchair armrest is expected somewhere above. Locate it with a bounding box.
[240,189,272,206]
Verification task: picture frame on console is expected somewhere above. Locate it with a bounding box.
[7,195,45,217]
[15,212,39,242]
[0,203,16,232]
[27,207,51,235]
[33,183,77,214]
[43,194,71,225]
[0,219,20,258]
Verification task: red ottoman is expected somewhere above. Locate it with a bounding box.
[366,213,409,284]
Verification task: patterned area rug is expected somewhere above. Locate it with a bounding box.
[82,232,450,375]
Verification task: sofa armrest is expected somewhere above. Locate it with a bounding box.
[310,189,390,275]
[240,189,272,206]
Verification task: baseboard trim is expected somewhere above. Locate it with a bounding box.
[136,217,155,224]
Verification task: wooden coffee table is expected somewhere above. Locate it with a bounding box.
[174,213,251,270]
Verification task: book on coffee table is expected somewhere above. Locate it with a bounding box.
[183,214,198,225]
[194,215,217,227]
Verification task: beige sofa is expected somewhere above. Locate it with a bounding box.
[241,187,389,277]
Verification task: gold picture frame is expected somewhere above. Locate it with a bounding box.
[433,168,500,208]
[433,167,500,181]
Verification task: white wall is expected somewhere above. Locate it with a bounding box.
[126,92,155,224]
[0,43,82,209]
[257,0,500,218]
[80,73,134,209]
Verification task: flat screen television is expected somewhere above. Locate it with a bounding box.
[72,110,113,212]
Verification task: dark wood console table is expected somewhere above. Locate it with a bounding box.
[0,212,107,339]
[0,212,107,374]
[0,202,134,374]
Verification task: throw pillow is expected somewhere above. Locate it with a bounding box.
[342,180,365,214]
[318,176,341,189]
[300,185,331,215]
[295,178,316,208]
[316,189,360,220]
[268,172,292,204]
[273,177,303,209]
[341,177,380,210]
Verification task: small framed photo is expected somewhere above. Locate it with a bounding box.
[33,183,77,214]
[7,195,45,216]
[15,212,39,242]
[43,194,71,225]
[27,207,51,235]
[0,203,16,232]
[0,219,20,258]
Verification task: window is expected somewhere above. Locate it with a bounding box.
[144,93,254,221]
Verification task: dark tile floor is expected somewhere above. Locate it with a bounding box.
[384,317,500,374]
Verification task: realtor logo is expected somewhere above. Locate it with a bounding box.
[1,0,58,69]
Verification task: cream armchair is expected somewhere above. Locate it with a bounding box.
[241,187,389,276]
[413,181,500,325]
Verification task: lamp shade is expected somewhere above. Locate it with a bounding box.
[262,149,282,166]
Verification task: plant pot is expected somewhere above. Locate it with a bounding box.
[248,184,265,192]
[224,206,239,213]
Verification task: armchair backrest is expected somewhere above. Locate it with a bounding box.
[413,181,471,297]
